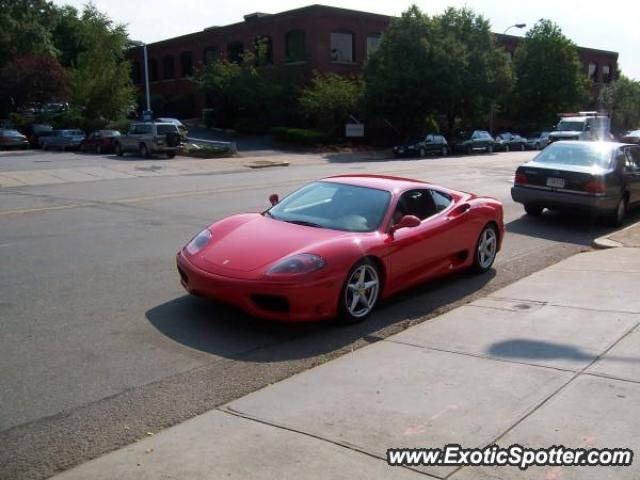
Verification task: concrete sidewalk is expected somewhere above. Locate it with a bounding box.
[54,243,640,479]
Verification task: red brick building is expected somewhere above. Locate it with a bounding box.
[127,4,618,117]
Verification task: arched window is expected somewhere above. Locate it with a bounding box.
[163,55,175,80]
[330,31,354,63]
[131,61,141,84]
[285,30,305,63]
[180,51,193,77]
[149,59,158,82]
[254,35,273,65]
[227,41,244,64]
[203,46,218,65]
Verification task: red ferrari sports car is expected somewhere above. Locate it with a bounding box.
[177,175,504,322]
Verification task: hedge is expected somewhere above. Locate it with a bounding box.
[270,126,329,145]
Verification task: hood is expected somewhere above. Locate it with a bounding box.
[199,214,351,273]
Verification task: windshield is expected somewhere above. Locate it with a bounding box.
[557,121,585,132]
[532,143,613,168]
[267,181,391,232]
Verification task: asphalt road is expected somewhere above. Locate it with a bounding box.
[0,148,627,479]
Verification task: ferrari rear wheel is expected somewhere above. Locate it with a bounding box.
[473,224,498,273]
[339,260,380,323]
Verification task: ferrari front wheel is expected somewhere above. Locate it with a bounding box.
[339,259,381,323]
[473,224,498,273]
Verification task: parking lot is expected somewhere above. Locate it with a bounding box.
[0,148,635,479]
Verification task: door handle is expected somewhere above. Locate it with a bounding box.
[449,203,471,218]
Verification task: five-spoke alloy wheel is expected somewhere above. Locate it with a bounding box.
[340,260,380,323]
[473,224,498,273]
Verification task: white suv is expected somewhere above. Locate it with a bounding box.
[114,122,181,158]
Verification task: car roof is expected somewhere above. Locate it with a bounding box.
[323,174,433,192]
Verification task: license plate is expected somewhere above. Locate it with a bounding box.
[546,177,565,188]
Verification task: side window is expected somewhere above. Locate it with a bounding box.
[394,189,438,222]
[425,135,433,143]
[430,190,452,212]
[625,148,640,171]
[129,124,140,134]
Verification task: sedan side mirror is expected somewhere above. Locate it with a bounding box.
[269,193,279,206]
[390,215,421,235]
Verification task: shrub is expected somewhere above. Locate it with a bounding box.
[271,127,329,145]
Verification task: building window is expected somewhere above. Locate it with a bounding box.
[588,63,598,82]
[285,30,305,63]
[203,46,218,65]
[163,55,175,80]
[227,41,244,63]
[603,64,612,83]
[131,61,141,84]
[254,35,273,65]
[149,59,158,82]
[180,51,193,77]
[331,31,354,63]
[366,34,381,57]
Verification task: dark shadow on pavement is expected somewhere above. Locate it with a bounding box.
[506,209,640,247]
[488,338,640,363]
[146,267,496,363]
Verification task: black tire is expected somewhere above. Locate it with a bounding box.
[441,146,448,156]
[115,143,123,156]
[610,195,628,227]
[505,144,510,152]
[96,144,102,154]
[139,143,149,159]
[488,144,494,153]
[166,151,176,159]
[472,224,499,273]
[80,143,86,153]
[466,145,472,155]
[524,204,543,216]
[419,147,426,158]
[520,144,525,151]
[338,259,381,324]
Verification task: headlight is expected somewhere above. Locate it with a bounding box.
[185,229,212,255]
[267,253,326,275]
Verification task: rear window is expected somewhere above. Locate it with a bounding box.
[533,143,614,168]
[156,124,178,135]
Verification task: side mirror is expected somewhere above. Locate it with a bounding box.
[390,215,421,235]
[269,193,279,206]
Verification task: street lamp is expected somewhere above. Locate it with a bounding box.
[129,40,151,120]
[503,23,527,35]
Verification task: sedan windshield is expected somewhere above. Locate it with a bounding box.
[532,143,614,168]
[267,181,391,232]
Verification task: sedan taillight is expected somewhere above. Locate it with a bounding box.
[514,172,528,185]
[584,180,605,195]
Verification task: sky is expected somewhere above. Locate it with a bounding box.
[54,0,639,79]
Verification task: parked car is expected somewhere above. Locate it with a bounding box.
[0,129,29,149]
[114,122,181,158]
[41,129,86,151]
[526,132,551,150]
[452,130,495,154]
[620,130,640,144]
[80,130,122,154]
[156,117,188,140]
[511,141,640,226]
[393,133,449,157]
[177,175,503,322]
[22,124,53,147]
[494,132,527,152]
[549,112,611,143]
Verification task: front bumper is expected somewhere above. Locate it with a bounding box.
[511,185,618,213]
[176,251,343,322]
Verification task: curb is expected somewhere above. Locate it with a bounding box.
[592,221,639,249]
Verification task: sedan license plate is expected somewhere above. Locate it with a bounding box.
[546,177,565,189]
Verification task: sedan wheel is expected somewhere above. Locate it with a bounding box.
[419,147,426,158]
[473,224,498,273]
[96,144,102,154]
[505,144,510,152]
[139,143,149,159]
[340,260,380,323]
[441,146,448,156]
[611,196,628,227]
[520,144,525,151]
[115,143,123,156]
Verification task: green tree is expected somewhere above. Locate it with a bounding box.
[364,5,512,135]
[599,75,640,133]
[299,72,363,135]
[196,50,295,131]
[512,19,590,130]
[67,5,134,128]
[0,0,57,68]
